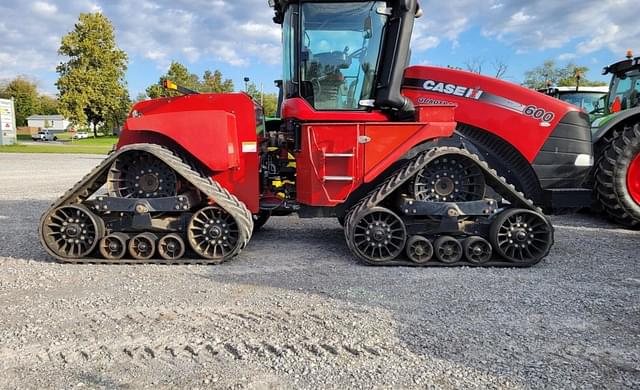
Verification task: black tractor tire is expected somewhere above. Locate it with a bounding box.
[595,123,640,228]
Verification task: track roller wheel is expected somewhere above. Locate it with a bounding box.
[490,209,553,264]
[40,204,104,259]
[99,233,128,260]
[463,237,492,264]
[348,207,407,263]
[434,236,463,264]
[158,234,186,261]
[405,236,434,264]
[188,206,240,262]
[128,233,157,260]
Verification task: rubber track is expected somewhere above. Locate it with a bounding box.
[595,123,640,228]
[344,147,551,267]
[38,143,254,264]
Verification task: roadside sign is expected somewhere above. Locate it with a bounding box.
[0,98,17,146]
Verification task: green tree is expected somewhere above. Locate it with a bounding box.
[145,63,234,98]
[146,61,200,99]
[202,70,234,93]
[56,13,129,137]
[245,82,278,117]
[38,95,59,115]
[103,94,132,135]
[524,60,607,89]
[134,92,148,103]
[0,77,41,126]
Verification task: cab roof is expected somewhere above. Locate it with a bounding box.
[603,57,640,76]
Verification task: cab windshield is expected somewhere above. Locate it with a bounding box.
[610,69,640,110]
[299,2,387,111]
[558,92,608,113]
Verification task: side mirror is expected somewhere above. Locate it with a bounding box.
[363,16,372,39]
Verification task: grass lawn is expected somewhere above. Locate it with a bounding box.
[0,135,118,154]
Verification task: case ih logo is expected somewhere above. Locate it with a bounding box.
[422,80,484,100]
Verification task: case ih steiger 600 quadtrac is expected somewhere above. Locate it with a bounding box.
[40,0,594,267]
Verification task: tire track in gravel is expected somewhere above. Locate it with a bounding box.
[1,304,407,370]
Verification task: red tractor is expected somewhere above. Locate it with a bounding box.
[40,0,566,267]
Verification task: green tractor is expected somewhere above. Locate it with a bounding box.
[591,51,640,227]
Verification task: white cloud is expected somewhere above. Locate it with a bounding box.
[0,0,639,92]
[416,0,640,56]
[31,1,58,16]
[558,53,577,61]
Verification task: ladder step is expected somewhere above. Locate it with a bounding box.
[323,176,354,182]
[324,153,355,158]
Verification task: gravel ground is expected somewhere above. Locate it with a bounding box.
[0,153,639,389]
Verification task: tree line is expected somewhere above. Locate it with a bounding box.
[0,12,610,134]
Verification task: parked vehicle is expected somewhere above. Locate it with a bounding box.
[73,132,89,140]
[539,86,609,120]
[31,130,58,142]
[589,52,640,227]
[40,0,561,267]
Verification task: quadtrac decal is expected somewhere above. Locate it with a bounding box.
[403,78,556,123]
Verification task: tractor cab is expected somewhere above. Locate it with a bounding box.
[271,0,420,119]
[598,53,640,116]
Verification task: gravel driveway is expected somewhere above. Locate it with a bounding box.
[0,153,638,389]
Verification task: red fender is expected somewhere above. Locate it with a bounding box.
[118,93,259,212]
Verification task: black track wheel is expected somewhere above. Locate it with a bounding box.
[406,236,434,264]
[158,234,186,261]
[490,209,553,265]
[434,236,463,264]
[99,233,128,260]
[107,151,178,199]
[253,210,271,231]
[595,123,640,228]
[188,206,241,262]
[413,155,486,202]
[463,237,492,264]
[40,204,104,259]
[348,207,407,263]
[128,233,157,260]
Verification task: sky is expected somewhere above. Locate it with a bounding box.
[0,0,639,97]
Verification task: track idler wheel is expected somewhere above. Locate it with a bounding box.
[40,204,104,259]
[158,234,186,261]
[99,233,128,260]
[405,236,434,264]
[128,233,157,260]
[463,237,492,264]
[490,209,553,265]
[348,207,407,263]
[434,236,463,264]
[188,206,240,262]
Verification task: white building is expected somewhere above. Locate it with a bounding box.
[26,115,71,133]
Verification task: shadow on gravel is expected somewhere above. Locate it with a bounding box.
[0,200,55,263]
